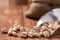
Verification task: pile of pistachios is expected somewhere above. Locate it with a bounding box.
[0,21,60,38]
[21,21,60,38]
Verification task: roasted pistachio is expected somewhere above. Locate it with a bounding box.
[20,32,28,38]
[28,31,34,38]
[1,28,8,34]
[43,31,50,38]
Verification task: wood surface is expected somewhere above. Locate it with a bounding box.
[0,5,60,40]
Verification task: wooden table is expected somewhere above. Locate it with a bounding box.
[0,5,60,40]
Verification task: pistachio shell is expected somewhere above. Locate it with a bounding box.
[39,32,44,37]
[33,32,40,37]
[8,28,12,36]
[40,26,48,32]
[48,24,53,29]
[1,28,8,34]
[43,31,50,38]
[28,31,34,38]
[12,32,18,37]
[12,27,17,32]
[20,32,28,38]
[33,26,40,30]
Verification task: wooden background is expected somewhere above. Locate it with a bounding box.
[0,0,29,6]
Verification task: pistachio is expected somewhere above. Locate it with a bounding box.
[33,32,40,37]
[48,24,54,29]
[20,32,28,38]
[33,26,40,30]
[28,31,34,38]
[11,32,18,37]
[39,31,44,37]
[48,29,54,36]
[40,26,48,32]
[43,31,50,38]
[12,25,21,31]
[12,27,17,32]
[20,27,29,32]
[8,28,13,36]
[1,28,8,34]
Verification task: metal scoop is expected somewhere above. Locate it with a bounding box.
[37,8,60,27]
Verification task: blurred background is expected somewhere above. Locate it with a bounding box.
[0,0,36,32]
[0,0,30,6]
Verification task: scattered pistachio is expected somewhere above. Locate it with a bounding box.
[1,28,8,34]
